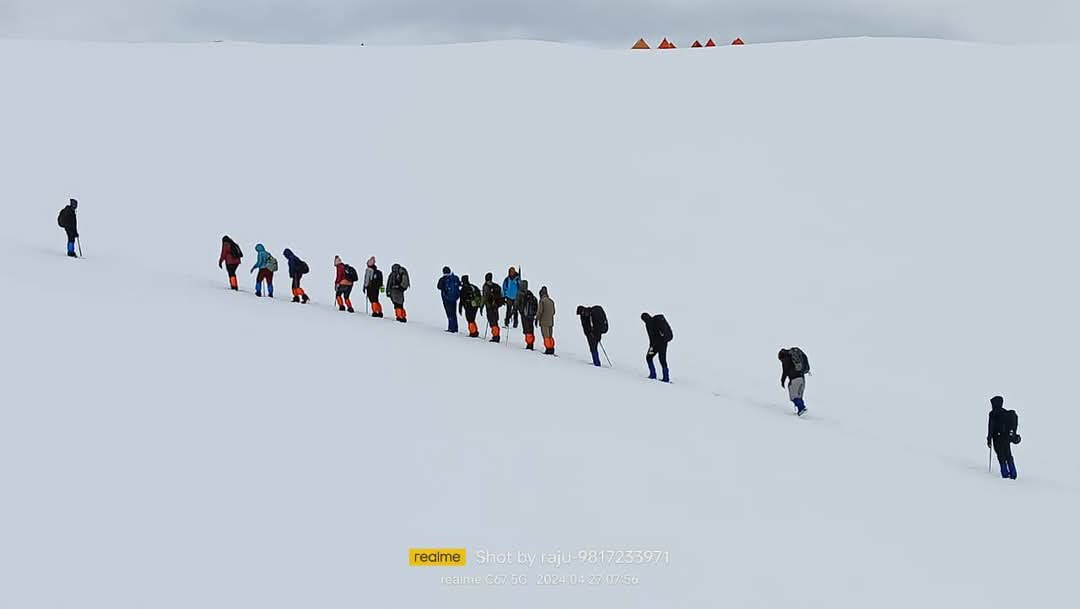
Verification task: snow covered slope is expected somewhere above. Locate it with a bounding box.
[1,38,1079,608]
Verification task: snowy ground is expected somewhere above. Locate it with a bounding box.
[1,38,1078,608]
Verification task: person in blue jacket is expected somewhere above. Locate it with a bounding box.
[501,266,521,328]
[282,248,309,303]
[437,266,461,333]
[250,243,276,297]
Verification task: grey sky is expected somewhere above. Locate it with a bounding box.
[1,0,1078,45]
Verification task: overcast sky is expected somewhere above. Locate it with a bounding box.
[1,0,1078,46]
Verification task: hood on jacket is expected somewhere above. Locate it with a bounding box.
[991,395,1005,410]
[367,256,376,268]
[69,198,78,209]
[283,248,295,260]
[485,272,493,282]
[222,235,232,244]
[255,244,266,253]
[520,279,529,291]
[461,274,471,285]
[641,312,652,322]
[539,286,548,298]
[334,255,342,266]
[442,266,451,275]
[392,263,401,272]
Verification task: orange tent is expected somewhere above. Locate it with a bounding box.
[691,40,703,48]
[658,38,676,49]
[704,38,717,47]
[631,38,650,50]
[732,37,745,45]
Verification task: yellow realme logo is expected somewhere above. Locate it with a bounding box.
[409,548,467,566]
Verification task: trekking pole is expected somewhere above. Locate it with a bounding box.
[988,444,993,474]
[599,341,612,367]
[76,237,83,257]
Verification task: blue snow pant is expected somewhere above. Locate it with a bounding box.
[587,334,601,367]
[443,299,458,333]
[992,436,1017,479]
[65,228,76,255]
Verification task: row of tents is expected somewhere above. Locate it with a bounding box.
[632,37,745,49]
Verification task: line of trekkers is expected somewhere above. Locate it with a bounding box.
[58,207,1022,479]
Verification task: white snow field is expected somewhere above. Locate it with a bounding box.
[2,38,1079,608]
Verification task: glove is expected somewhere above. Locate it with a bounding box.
[218,261,223,269]
[380,286,385,293]
[986,438,992,448]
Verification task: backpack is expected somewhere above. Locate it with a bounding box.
[398,268,410,291]
[789,347,810,374]
[655,315,674,342]
[265,254,278,273]
[523,292,539,319]
[230,241,242,259]
[465,284,482,308]
[370,268,384,290]
[488,283,502,306]
[1005,410,1019,435]
[343,264,359,282]
[57,210,64,227]
[591,306,609,335]
[296,260,309,275]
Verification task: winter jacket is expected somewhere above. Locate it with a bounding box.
[579,306,598,337]
[58,204,77,234]
[502,272,520,301]
[459,279,481,313]
[387,264,410,304]
[250,244,270,272]
[335,262,353,286]
[779,349,806,384]
[987,406,1019,441]
[482,281,502,311]
[283,249,306,278]
[515,280,538,320]
[537,287,555,328]
[363,265,382,292]
[219,238,242,267]
[643,314,673,347]
[437,272,461,303]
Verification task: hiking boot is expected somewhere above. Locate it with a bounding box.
[301,294,309,304]
[544,348,555,355]
[292,296,301,303]
[526,344,534,351]
[67,252,77,258]
[347,307,355,313]
[490,336,500,343]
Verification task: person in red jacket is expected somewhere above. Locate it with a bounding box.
[334,255,356,313]
[218,235,243,290]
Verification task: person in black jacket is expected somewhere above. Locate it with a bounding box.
[576,305,605,367]
[641,313,672,382]
[778,347,809,416]
[987,395,1019,479]
[57,199,78,257]
[458,275,482,337]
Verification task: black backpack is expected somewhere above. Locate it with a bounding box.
[230,241,242,259]
[789,347,810,374]
[1005,410,1019,435]
[488,283,502,306]
[371,268,384,290]
[523,292,538,319]
[296,260,309,275]
[343,264,359,282]
[591,306,609,335]
[465,284,482,308]
[655,315,674,342]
